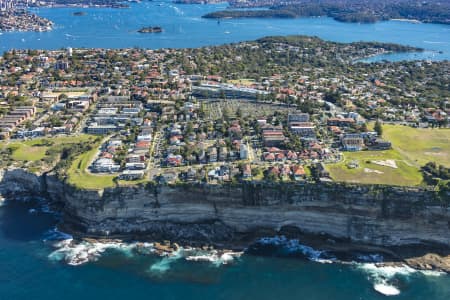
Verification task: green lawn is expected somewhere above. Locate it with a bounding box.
[327,124,450,186]
[326,149,423,186]
[66,142,116,190]
[227,78,255,85]
[2,135,96,162]
[8,143,48,161]
[383,124,450,167]
[0,134,115,189]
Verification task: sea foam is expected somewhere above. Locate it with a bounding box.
[357,263,416,296]
[373,283,401,296]
[49,238,242,268]
[254,236,334,262]
[48,239,138,266]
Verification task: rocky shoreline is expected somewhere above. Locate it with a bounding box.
[59,222,450,273]
[1,167,449,272]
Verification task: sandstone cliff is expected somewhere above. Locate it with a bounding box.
[1,168,449,251]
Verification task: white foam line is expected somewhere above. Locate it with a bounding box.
[49,239,242,268]
[357,263,417,296]
[374,283,401,296]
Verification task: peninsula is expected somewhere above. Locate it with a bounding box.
[0,0,133,32]
[0,9,53,32]
[203,0,450,25]
[0,36,449,271]
[28,0,130,9]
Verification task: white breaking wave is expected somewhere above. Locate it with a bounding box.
[48,239,140,266]
[373,283,401,296]
[149,247,242,274]
[355,263,442,296]
[256,236,331,262]
[420,270,446,277]
[49,239,242,268]
[185,249,242,266]
[357,263,415,296]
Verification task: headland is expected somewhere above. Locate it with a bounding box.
[1,167,449,272]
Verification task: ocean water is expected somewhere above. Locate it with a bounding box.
[1,197,450,300]
[0,1,449,61]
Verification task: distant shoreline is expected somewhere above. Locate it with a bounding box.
[390,18,422,24]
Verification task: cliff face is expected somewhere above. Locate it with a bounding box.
[1,168,449,248]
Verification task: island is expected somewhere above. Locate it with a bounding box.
[138,26,163,33]
[73,11,87,16]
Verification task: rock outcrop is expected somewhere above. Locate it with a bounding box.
[1,168,449,251]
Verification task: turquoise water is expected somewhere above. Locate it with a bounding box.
[0,1,449,61]
[1,198,450,300]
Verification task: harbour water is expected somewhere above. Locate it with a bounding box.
[0,1,449,61]
[1,197,450,299]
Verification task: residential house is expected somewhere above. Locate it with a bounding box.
[240,143,248,160]
[242,164,252,179]
[341,133,364,151]
[166,154,183,166]
[208,147,218,163]
[262,125,285,147]
[292,165,306,181]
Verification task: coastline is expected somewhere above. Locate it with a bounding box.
[57,222,450,273]
[390,18,422,24]
[1,167,450,273]
[0,11,53,32]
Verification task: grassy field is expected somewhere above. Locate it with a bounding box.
[326,125,450,186]
[1,135,96,162]
[227,78,255,86]
[66,142,116,189]
[383,124,450,167]
[326,149,423,186]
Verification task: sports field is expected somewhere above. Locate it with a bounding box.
[326,125,450,186]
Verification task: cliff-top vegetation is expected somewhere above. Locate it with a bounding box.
[0,135,97,172]
[205,0,450,25]
[66,139,116,189]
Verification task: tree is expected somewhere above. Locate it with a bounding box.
[361,123,368,132]
[324,91,341,104]
[374,120,383,137]
[24,120,33,130]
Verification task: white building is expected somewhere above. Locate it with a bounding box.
[240,143,248,160]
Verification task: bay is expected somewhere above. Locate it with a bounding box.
[0,1,449,61]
